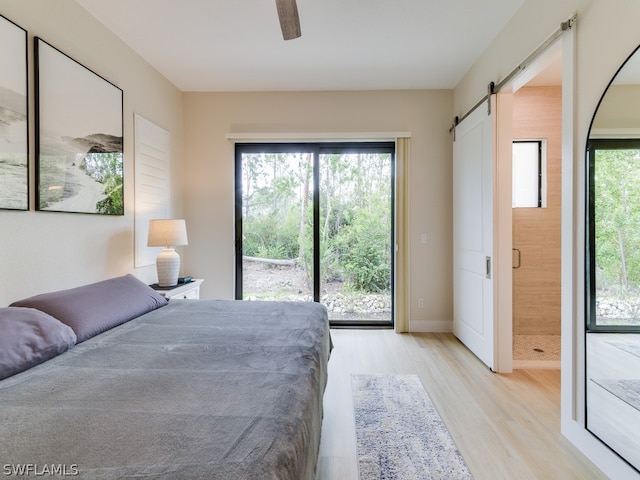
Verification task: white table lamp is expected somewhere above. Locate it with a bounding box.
[147,219,188,287]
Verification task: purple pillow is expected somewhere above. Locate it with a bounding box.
[10,274,168,343]
[0,307,77,380]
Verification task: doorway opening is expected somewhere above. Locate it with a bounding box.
[452,29,570,372]
[234,142,395,328]
[510,46,563,369]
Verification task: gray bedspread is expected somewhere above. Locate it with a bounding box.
[0,300,331,479]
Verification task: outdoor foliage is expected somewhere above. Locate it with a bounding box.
[333,196,391,292]
[594,147,640,321]
[241,152,392,293]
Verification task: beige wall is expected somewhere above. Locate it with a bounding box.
[592,84,640,132]
[182,90,454,330]
[512,86,562,336]
[0,0,184,306]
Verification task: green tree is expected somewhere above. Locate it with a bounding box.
[241,150,392,294]
[595,148,640,292]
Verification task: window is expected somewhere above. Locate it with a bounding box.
[235,142,395,328]
[512,140,546,208]
[587,139,640,332]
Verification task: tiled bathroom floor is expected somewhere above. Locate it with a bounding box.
[513,334,561,362]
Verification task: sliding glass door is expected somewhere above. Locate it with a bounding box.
[587,139,640,332]
[235,142,394,327]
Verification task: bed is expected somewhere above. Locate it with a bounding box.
[0,274,331,479]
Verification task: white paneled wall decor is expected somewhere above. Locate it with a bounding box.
[134,114,170,267]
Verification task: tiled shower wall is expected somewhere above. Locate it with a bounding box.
[512,86,562,335]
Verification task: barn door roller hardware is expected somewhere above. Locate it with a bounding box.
[449,14,577,136]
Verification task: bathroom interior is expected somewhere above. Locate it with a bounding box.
[511,83,562,369]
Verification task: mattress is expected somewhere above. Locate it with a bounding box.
[0,299,331,479]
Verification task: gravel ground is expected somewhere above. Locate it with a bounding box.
[242,261,391,321]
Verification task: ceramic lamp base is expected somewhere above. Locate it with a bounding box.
[156,248,180,287]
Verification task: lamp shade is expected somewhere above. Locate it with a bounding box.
[147,219,188,247]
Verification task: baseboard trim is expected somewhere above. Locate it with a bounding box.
[409,320,453,333]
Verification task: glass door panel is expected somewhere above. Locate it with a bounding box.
[236,142,394,327]
[319,151,393,325]
[238,150,314,301]
[589,140,640,331]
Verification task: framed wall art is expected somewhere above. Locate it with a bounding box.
[35,37,124,215]
[0,15,28,211]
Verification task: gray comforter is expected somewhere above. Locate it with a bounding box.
[0,300,331,479]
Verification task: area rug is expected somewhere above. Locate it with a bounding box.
[592,378,640,412]
[351,374,473,479]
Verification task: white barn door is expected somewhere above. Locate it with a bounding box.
[453,102,496,370]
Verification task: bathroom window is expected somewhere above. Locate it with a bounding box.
[512,140,546,208]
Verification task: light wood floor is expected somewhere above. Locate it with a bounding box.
[586,333,640,471]
[316,329,608,480]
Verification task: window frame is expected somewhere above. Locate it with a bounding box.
[512,139,546,209]
[586,137,640,333]
[234,141,396,329]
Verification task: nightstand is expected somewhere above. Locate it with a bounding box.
[151,279,203,300]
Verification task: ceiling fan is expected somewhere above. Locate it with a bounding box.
[275,0,301,40]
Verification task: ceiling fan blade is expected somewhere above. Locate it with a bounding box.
[276,0,301,40]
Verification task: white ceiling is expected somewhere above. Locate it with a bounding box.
[74,0,526,92]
